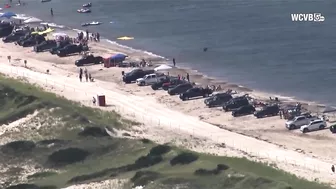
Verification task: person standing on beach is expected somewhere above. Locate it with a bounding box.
[332,165,335,174]
[79,68,83,82]
[50,8,54,16]
[96,32,100,42]
[173,58,176,67]
[186,73,190,82]
[84,68,88,82]
[86,29,89,40]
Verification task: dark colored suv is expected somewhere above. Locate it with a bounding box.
[122,69,155,84]
[179,87,213,101]
[204,93,233,107]
[254,104,279,118]
[222,97,249,112]
[168,83,193,95]
[232,104,255,117]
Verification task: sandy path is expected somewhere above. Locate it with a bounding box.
[0,59,334,185]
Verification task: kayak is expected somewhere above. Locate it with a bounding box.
[41,0,51,2]
[83,3,92,7]
[77,8,91,13]
[81,21,101,27]
[4,4,11,8]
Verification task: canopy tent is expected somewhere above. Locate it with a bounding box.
[323,106,336,114]
[110,54,127,62]
[0,12,16,19]
[23,17,42,23]
[104,54,128,67]
[117,36,134,40]
[154,64,172,72]
[52,32,68,37]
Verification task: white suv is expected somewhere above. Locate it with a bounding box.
[300,119,327,133]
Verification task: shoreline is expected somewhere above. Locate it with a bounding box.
[0,9,329,108]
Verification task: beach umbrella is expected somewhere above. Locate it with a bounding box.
[0,12,16,19]
[117,36,134,40]
[154,64,172,72]
[23,17,42,23]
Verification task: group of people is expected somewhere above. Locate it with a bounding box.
[79,67,94,82]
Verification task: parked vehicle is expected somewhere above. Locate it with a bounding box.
[136,73,168,86]
[285,115,317,130]
[300,119,326,133]
[122,69,155,84]
[179,87,213,101]
[222,97,249,112]
[204,93,233,108]
[254,104,279,118]
[330,124,336,133]
[19,35,45,47]
[232,104,256,117]
[150,77,173,90]
[49,41,71,54]
[162,79,186,91]
[16,34,34,45]
[75,54,103,66]
[57,44,87,57]
[168,83,193,95]
[2,31,26,43]
[34,40,57,52]
[0,25,14,38]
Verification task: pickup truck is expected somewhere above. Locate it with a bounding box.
[285,115,318,130]
[136,73,168,86]
[179,87,213,101]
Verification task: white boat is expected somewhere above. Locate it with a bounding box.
[41,0,51,2]
[83,3,92,7]
[77,8,91,13]
[40,22,65,28]
[81,21,101,27]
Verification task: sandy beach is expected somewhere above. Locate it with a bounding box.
[0,34,336,187]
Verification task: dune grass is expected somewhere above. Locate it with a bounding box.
[0,74,332,189]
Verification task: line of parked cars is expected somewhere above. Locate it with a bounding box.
[0,23,91,60]
[121,68,330,134]
[122,68,281,118]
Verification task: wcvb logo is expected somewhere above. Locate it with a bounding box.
[291,13,325,22]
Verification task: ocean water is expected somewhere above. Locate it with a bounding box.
[3,0,336,106]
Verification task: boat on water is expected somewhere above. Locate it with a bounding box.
[81,21,101,27]
[40,22,65,28]
[41,0,51,3]
[4,4,11,8]
[83,2,92,7]
[77,8,91,13]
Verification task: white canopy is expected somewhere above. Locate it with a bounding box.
[154,64,172,72]
[52,33,68,37]
[23,17,42,23]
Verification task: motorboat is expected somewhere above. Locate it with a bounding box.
[41,0,51,2]
[81,21,101,27]
[40,22,65,28]
[83,2,92,7]
[77,8,91,13]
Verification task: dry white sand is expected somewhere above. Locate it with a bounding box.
[0,40,335,187]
